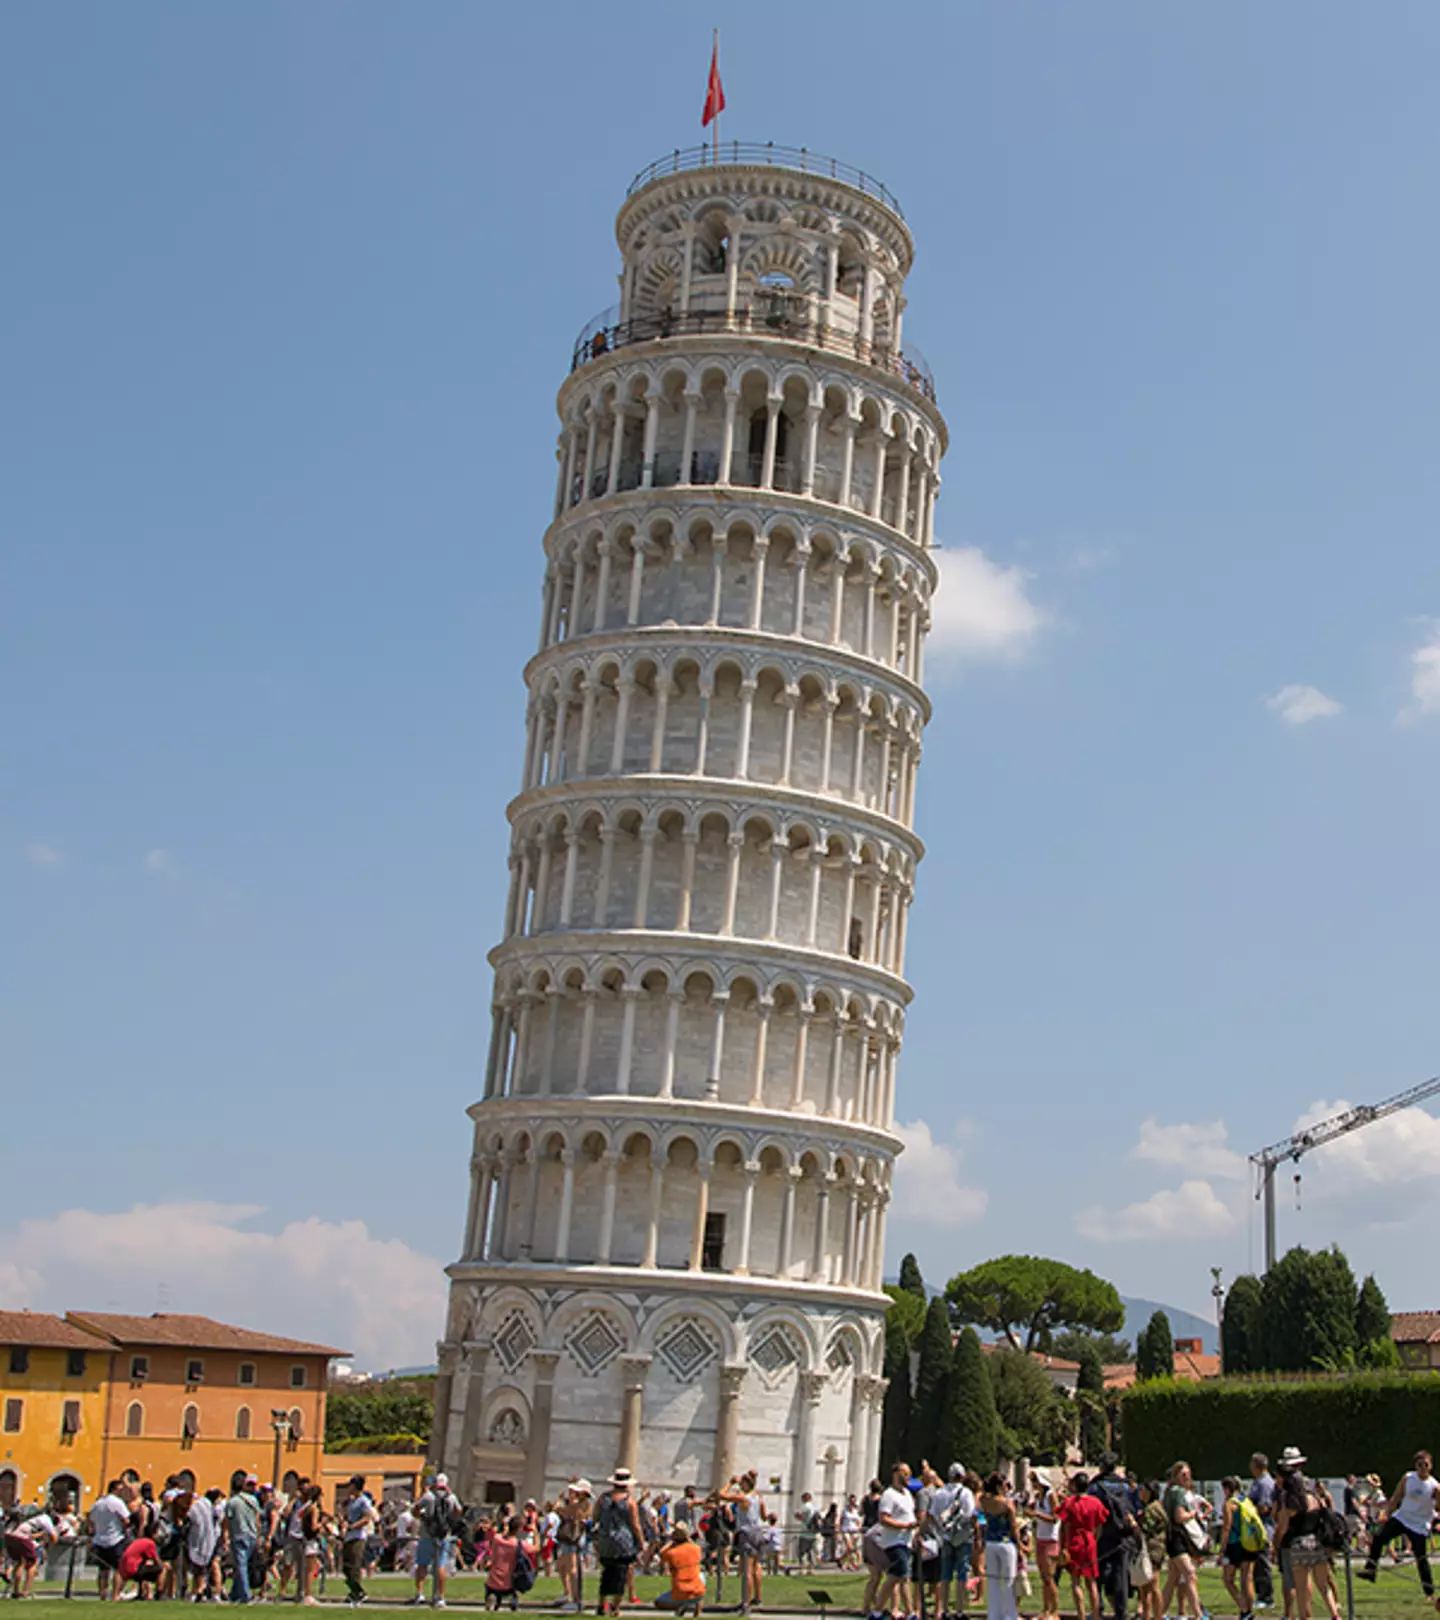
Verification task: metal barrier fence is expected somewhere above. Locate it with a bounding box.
[626,144,905,220]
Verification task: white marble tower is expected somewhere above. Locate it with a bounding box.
[436,142,945,1512]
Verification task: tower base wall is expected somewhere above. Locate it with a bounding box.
[438,1271,887,1512]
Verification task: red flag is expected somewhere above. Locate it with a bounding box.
[702,40,725,127]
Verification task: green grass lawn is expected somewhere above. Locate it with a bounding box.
[15,1560,1440,1614]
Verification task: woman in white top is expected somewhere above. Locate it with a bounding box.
[1028,1472,1061,1620]
[1360,1448,1440,1598]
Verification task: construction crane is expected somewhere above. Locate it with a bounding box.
[1251,1074,1440,1271]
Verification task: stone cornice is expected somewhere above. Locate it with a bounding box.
[558,331,945,452]
[487,926,913,1005]
[505,772,926,864]
[463,1090,904,1157]
[541,479,942,589]
[523,623,931,724]
[443,1255,893,1313]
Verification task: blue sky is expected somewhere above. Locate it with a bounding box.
[8,2,1440,1367]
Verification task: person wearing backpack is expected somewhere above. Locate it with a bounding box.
[1088,1453,1139,1620]
[929,1463,978,1618]
[594,1469,644,1616]
[1219,1476,1260,1620]
[411,1475,463,1609]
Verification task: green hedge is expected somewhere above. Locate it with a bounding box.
[1122,1373,1440,1482]
[325,1432,427,1455]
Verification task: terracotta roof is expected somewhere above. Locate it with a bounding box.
[0,1311,113,1351]
[64,1312,346,1357]
[977,1343,1080,1372]
[1104,1349,1222,1391]
[1391,1312,1440,1345]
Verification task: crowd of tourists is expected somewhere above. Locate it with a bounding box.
[4,1444,1440,1618]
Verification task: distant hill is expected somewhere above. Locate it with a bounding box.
[1120,1296,1217,1356]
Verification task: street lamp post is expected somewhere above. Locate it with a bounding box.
[270,1409,292,1494]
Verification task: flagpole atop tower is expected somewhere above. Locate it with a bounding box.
[702,31,725,164]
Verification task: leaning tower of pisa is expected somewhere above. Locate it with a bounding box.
[435,142,945,1510]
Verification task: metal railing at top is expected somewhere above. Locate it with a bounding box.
[627,143,905,220]
[570,304,936,404]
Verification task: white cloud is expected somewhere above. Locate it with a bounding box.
[1288,1097,1440,1190]
[1076,1178,1238,1242]
[1266,684,1342,725]
[0,1203,445,1372]
[1400,623,1440,723]
[143,849,179,877]
[891,1119,988,1226]
[24,843,63,868]
[1131,1118,1246,1181]
[928,547,1046,662]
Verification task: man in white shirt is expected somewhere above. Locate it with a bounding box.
[928,1463,976,1616]
[89,1481,133,1601]
[876,1460,917,1620]
[1360,1447,1440,1598]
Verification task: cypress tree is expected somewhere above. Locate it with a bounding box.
[912,1295,954,1453]
[1356,1274,1391,1349]
[940,1325,997,1475]
[1136,1311,1173,1381]
[1222,1275,1264,1374]
[898,1252,927,1301]
[879,1314,914,1471]
[1075,1339,1107,1460]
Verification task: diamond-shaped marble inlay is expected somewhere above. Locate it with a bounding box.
[826,1338,854,1374]
[750,1325,800,1383]
[656,1319,719,1384]
[567,1312,624,1376]
[494,1310,537,1373]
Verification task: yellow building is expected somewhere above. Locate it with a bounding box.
[0,1312,114,1510]
[0,1310,347,1509]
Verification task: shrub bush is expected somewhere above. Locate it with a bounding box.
[326,1432,427,1455]
[1122,1373,1440,1481]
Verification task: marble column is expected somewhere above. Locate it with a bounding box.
[792,1370,828,1502]
[712,1363,748,1489]
[616,1354,653,1474]
[454,1339,492,1502]
[521,1350,561,1503]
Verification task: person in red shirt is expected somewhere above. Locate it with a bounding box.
[117,1537,162,1601]
[1058,1473,1109,1620]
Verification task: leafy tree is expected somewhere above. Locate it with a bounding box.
[1136,1312,1173,1382]
[879,1314,914,1470]
[912,1295,954,1454]
[325,1378,435,1444]
[883,1284,927,1346]
[1221,1275,1264,1375]
[1074,1339,1108,1460]
[898,1253,928,1302]
[946,1256,1124,1353]
[1356,1274,1392,1349]
[1258,1246,1358,1372]
[988,1346,1074,1464]
[1052,1328,1131,1366]
[940,1327,998,1475]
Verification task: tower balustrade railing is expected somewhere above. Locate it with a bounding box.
[626,142,905,219]
[570,303,936,404]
